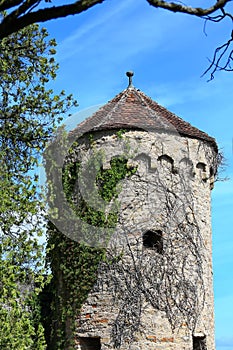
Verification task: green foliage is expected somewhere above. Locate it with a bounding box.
[62,151,137,228]
[62,154,118,229]
[0,23,77,233]
[96,156,137,202]
[62,160,81,203]
[48,143,137,349]
[0,233,48,349]
[47,222,105,349]
[116,129,127,139]
[0,23,77,349]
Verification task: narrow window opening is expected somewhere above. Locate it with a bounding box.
[196,162,207,181]
[158,154,174,172]
[179,157,194,177]
[209,166,215,190]
[135,153,155,172]
[78,336,101,350]
[210,166,214,177]
[143,230,163,254]
[196,162,206,171]
[193,335,207,350]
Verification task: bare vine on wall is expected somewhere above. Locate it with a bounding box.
[48,129,218,349]
[93,152,208,348]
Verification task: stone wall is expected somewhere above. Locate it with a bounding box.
[67,129,216,350]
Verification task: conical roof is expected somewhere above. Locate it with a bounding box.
[70,85,217,151]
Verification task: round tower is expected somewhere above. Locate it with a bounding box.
[47,73,218,350]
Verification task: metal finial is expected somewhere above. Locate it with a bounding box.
[126,71,134,88]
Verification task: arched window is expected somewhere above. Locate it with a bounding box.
[158,154,174,172]
[179,157,194,177]
[135,153,155,172]
[143,230,163,254]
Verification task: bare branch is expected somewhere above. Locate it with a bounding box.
[202,35,233,80]
[147,0,231,17]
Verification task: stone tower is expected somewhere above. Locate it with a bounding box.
[48,73,218,350]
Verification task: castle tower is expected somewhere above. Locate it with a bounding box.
[48,73,218,350]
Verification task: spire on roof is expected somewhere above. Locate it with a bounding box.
[126,71,134,88]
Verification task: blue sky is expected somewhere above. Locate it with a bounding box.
[44,1,233,348]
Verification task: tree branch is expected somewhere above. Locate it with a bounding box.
[7,0,41,20]
[147,0,231,17]
[0,0,24,12]
[0,0,233,79]
[0,0,231,39]
[202,35,233,80]
[0,0,105,39]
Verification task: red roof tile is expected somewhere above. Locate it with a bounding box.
[70,87,217,151]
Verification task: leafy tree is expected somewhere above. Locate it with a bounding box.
[0,1,233,77]
[0,23,77,349]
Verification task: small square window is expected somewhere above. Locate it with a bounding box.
[193,335,207,350]
[78,336,101,350]
[143,230,163,254]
